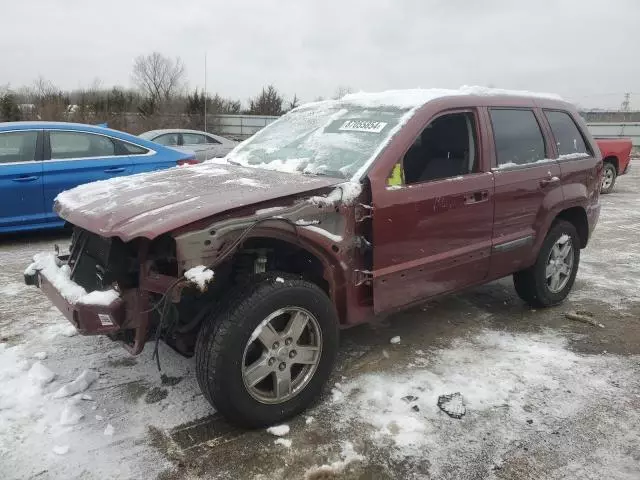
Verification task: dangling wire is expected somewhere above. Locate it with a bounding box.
[149,216,302,372]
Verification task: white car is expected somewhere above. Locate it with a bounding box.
[139,129,237,162]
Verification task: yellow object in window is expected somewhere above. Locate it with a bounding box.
[387,162,404,187]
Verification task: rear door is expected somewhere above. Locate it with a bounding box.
[0,129,46,229]
[181,132,214,161]
[486,107,563,278]
[42,130,133,222]
[371,109,495,313]
[542,109,600,200]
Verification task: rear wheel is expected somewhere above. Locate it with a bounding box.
[513,220,580,307]
[195,274,339,428]
[601,161,617,194]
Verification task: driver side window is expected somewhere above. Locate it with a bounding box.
[398,112,479,185]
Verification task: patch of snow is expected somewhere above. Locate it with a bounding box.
[302,225,343,243]
[59,403,84,426]
[495,153,588,171]
[305,416,314,425]
[33,351,48,360]
[309,182,362,207]
[223,177,266,188]
[52,445,70,455]
[53,369,98,398]
[55,163,229,214]
[342,86,562,109]
[559,234,570,243]
[303,441,364,479]
[28,362,56,386]
[294,218,320,226]
[80,394,93,401]
[266,424,290,436]
[104,424,114,436]
[60,324,78,337]
[25,253,87,304]
[275,277,285,283]
[390,336,401,344]
[184,266,214,291]
[77,289,120,307]
[274,438,292,448]
[95,415,104,421]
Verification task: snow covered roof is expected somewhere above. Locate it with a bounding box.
[332,85,563,110]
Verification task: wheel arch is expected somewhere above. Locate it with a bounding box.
[227,231,348,323]
[554,206,589,249]
[602,155,619,173]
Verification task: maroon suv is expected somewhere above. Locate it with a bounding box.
[25,87,602,427]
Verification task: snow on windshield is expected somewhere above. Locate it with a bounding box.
[226,102,412,179]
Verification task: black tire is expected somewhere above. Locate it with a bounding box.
[601,161,617,194]
[513,220,580,307]
[195,273,339,428]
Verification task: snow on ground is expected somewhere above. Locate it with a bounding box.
[572,167,640,308]
[326,329,639,478]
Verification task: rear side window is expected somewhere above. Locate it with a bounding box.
[544,110,591,156]
[490,109,546,167]
[154,133,179,146]
[182,133,207,145]
[0,131,38,163]
[50,132,115,159]
[120,141,149,155]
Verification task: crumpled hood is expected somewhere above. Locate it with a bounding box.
[55,163,343,241]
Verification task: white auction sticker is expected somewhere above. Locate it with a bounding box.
[339,120,387,133]
[98,313,114,326]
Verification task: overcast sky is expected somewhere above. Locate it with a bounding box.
[1,0,638,109]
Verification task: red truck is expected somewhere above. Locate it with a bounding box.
[594,138,633,193]
[25,87,602,427]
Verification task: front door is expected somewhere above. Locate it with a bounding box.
[0,130,45,230]
[371,110,495,313]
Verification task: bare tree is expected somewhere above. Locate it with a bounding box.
[333,85,354,100]
[287,94,300,111]
[132,52,186,103]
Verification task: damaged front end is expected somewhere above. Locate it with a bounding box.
[24,228,207,355]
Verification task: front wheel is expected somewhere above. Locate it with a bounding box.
[195,274,339,428]
[601,162,617,194]
[513,220,580,307]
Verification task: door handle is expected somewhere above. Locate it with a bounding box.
[104,167,126,173]
[539,175,560,188]
[464,190,489,205]
[12,176,38,182]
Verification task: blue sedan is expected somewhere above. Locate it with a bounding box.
[0,122,197,233]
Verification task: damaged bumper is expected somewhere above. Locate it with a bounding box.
[24,253,124,336]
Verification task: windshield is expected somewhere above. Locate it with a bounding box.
[226,102,412,179]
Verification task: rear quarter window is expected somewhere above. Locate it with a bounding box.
[544,110,592,156]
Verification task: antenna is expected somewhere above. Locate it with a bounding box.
[621,92,631,112]
[204,53,207,132]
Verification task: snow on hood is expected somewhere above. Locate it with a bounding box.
[54,163,344,241]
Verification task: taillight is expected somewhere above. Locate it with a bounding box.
[177,157,198,166]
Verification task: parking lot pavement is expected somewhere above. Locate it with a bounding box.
[1,168,639,480]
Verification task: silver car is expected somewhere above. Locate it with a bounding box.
[139,129,237,162]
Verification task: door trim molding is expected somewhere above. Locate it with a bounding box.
[492,235,534,253]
